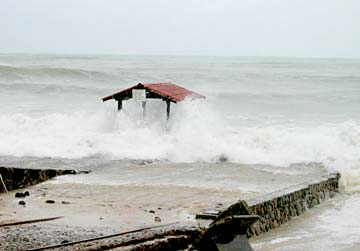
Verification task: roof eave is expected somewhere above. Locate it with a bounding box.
[102,95,113,102]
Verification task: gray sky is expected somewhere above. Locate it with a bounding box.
[1,0,359,58]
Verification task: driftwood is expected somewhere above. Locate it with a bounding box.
[0,216,64,227]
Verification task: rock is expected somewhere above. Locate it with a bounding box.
[137,159,153,165]
[63,170,77,175]
[61,240,69,244]
[24,191,30,196]
[45,200,55,204]
[215,203,223,208]
[61,201,71,204]
[149,210,155,214]
[18,200,26,205]
[154,216,161,222]
[15,192,25,198]
[217,154,228,163]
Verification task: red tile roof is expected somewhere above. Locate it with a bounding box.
[102,82,205,102]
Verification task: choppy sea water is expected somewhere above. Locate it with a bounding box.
[0,54,360,249]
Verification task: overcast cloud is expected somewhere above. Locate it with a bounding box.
[0,0,359,58]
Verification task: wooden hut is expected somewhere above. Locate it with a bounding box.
[102,82,205,119]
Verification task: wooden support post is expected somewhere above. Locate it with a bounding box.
[166,100,171,120]
[142,101,146,118]
[117,100,122,111]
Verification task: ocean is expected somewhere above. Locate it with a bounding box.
[0,54,359,249]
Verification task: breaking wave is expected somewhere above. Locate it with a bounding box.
[0,100,359,191]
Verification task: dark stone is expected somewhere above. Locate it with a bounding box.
[63,170,77,175]
[217,154,229,163]
[15,192,25,198]
[18,200,26,205]
[275,209,281,220]
[149,210,155,214]
[154,216,162,222]
[61,201,71,204]
[45,200,55,204]
[61,240,69,244]
[24,191,30,196]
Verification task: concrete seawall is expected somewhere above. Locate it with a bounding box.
[123,173,341,251]
[0,166,76,193]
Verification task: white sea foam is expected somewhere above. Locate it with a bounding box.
[0,99,359,191]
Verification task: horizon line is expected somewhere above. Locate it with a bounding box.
[0,51,359,61]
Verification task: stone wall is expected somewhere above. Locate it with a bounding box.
[0,166,76,193]
[102,173,341,250]
[248,173,340,236]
